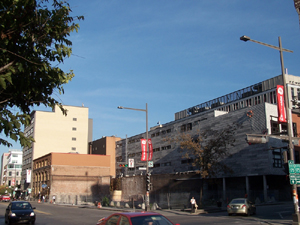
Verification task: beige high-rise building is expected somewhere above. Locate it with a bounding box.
[21,105,93,192]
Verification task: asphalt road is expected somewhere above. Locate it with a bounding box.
[0,201,295,225]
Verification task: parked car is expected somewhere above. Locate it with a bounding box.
[227,198,256,216]
[0,195,10,202]
[5,201,36,225]
[97,212,180,225]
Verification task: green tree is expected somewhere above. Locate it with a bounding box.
[177,124,239,207]
[0,0,84,147]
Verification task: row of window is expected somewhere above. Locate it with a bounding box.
[23,157,32,165]
[24,148,33,157]
[123,145,172,158]
[150,128,172,138]
[215,90,277,113]
[24,127,34,138]
[35,159,49,169]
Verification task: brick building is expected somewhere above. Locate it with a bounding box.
[115,74,300,207]
[32,153,111,204]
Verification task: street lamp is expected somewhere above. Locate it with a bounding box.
[240,35,299,223]
[117,103,150,211]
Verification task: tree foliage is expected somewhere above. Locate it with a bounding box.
[0,0,84,147]
[174,124,239,207]
[179,124,239,178]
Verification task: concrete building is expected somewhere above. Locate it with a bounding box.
[32,153,111,204]
[89,136,122,178]
[115,74,300,207]
[21,105,93,192]
[1,150,22,187]
[0,152,9,185]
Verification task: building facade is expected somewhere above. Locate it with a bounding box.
[89,136,121,178]
[115,74,300,206]
[32,153,111,204]
[1,150,23,187]
[21,105,93,192]
[0,152,9,185]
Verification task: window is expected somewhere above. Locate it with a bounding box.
[106,215,119,225]
[119,216,130,225]
[72,147,76,151]
[72,127,77,131]
[187,123,192,131]
[73,118,77,121]
[153,163,160,168]
[181,158,194,164]
[72,137,76,141]
[273,149,283,168]
[271,120,279,134]
[161,162,171,167]
[153,148,160,152]
[161,145,171,150]
[180,124,186,132]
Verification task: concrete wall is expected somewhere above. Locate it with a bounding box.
[116,103,286,178]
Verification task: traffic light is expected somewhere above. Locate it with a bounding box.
[146,173,151,191]
[119,164,128,167]
[146,172,151,183]
[147,183,152,191]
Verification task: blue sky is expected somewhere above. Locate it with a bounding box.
[1,0,300,155]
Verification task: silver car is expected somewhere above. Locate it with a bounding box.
[227,198,256,216]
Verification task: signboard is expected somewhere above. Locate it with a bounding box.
[128,159,134,168]
[148,161,153,168]
[288,160,300,184]
[290,175,300,185]
[277,85,287,123]
[26,170,31,183]
[139,167,147,170]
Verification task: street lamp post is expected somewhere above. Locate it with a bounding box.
[118,103,150,211]
[240,35,299,224]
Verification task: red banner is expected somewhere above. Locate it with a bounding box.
[277,85,287,123]
[141,139,147,161]
[148,139,153,161]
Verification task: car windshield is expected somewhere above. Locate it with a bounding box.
[130,215,173,225]
[11,203,32,210]
[230,199,245,204]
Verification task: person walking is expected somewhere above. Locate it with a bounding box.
[52,195,56,204]
[190,197,196,213]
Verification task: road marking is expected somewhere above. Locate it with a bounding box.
[34,209,52,215]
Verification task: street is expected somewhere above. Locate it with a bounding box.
[0,201,295,225]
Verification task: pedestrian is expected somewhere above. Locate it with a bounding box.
[52,195,56,204]
[42,195,45,202]
[190,197,196,213]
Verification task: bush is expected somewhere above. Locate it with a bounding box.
[102,196,110,206]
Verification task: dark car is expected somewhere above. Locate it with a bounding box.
[5,201,36,224]
[97,212,180,225]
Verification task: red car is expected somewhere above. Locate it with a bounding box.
[0,195,10,202]
[97,212,180,225]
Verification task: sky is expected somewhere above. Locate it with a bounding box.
[1,0,300,156]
